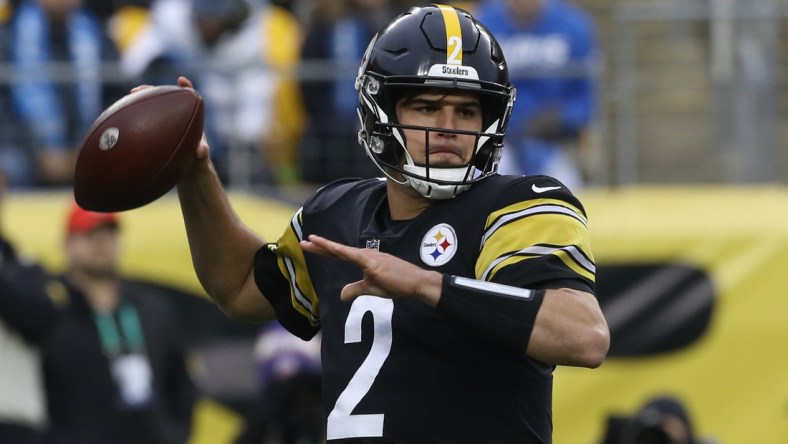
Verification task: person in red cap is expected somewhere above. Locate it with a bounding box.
[65,202,120,236]
[40,201,198,444]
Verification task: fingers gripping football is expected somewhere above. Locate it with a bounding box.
[74,78,205,212]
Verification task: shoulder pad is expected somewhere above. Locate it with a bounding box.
[305,178,385,213]
[476,175,586,217]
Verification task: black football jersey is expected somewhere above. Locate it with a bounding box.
[254,174,595,443]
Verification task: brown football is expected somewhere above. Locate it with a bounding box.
[74,86,204,212]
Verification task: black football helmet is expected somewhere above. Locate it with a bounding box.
[355,4,515,199]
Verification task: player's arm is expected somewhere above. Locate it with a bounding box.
[300,234,607,367]
[449,177,608,366]
[176,143,274,322]
[527,287,608,367]
[433,276,608,368]
[173,77,275,323]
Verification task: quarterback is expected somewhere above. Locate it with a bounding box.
[169,4,609,443]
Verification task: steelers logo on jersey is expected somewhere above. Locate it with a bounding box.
[420,223,457,267]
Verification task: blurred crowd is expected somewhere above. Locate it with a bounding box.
[0,0,600,191]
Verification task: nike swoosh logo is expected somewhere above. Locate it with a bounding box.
[532,184,562,193]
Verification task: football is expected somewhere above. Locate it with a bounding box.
[74,85,204,212]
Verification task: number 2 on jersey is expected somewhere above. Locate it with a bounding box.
[326,296,393,440]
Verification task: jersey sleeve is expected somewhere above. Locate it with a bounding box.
[253,207,321,340]
[476,176,595,293]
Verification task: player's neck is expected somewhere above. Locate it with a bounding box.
[386,180,432,221]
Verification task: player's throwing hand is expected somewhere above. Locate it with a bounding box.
[300,234,442,306]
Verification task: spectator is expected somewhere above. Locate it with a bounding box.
[0,2,38,188]
[106,2,154,56]
[0,168,61,444]
[83,0,152,22]
[0,0,11,21]
[297,0,396,183]
[0,54,39,188]
[474,0,599,189]
[120,0,305,186]
[234,322,323,444]
[42,202,197,444]
[1,0,125,186]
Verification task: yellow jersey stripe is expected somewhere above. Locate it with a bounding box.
[436,4,462,65]
[275,208,320,325]
[477,198,594,282]
[477,219,593,280]
[483,199,587,247]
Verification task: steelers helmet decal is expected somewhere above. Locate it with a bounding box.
[424,5,479,80]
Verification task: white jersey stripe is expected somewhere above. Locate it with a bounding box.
[481,245,596,281]
[291,207,304,241]
[282,255,318,322]
[481,204,587,247]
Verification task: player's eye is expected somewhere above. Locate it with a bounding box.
[458,107,479,119]
[416,104,438,114]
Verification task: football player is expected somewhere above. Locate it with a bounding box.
[168,4,609,442]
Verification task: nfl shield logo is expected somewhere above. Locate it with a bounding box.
[366,239,380,250]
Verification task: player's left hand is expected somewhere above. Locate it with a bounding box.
[299,235,442,305]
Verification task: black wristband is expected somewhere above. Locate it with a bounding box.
[436,274,546,351]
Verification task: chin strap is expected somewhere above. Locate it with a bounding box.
[402,164,472,199]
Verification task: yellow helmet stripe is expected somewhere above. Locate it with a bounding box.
[436,4,463,65]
